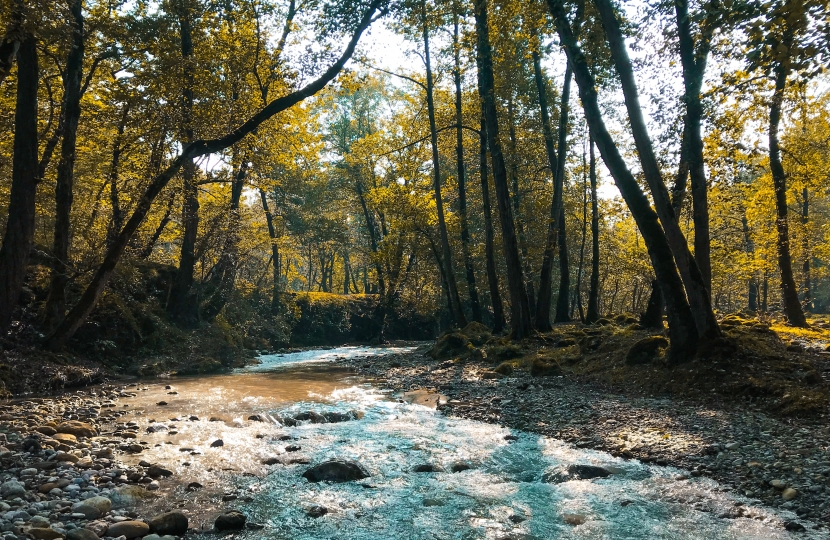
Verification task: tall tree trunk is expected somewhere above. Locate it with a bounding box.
[572,139,589,321]
[422,3,466,328]
[106,102,130,249]
[675,0,713,294]
[547,0,699,362]
[258,188,281,309]
[200,159,247,321]
[533,50,563,331]
[474,0,532,339]
[769,57,807,326]
[507,97,536,317]
[479,117,506,333]
[593,0,720,342]
[762,272,769,312]
[554,68,573,323]
[167,1,200,327]
[0,36,38,333]
[741,213,757,311]
[585,135,600,323]
[801,187,811,309]
[454,14,482,323]
[44,0,85,331]
[44,0,383,349]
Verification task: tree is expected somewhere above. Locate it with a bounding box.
[0,35,38,334]
[45,0,386,348]
[474,0,532,338]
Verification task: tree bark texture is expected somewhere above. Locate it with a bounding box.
[585,136,600,323]
[0,36,38,333]
[479,117,506,333]
[474,0,532,338]
[44,0,85,331]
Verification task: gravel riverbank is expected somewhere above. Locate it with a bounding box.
[0,385,201,540]
[339,346,830,533]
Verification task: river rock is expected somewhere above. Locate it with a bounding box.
[210,439,224,447]
[71,503,102,520]
[57,421,98,438]
[293,411,327,424]
[66,529,100,540]
[28,527,64,540]
[770,479,786,489]
[412,463,442,473]
[306,505,328,518]
[450,461,473,473]
[563,513,587,526]
[55,451,79,462]
[106,520,150,538]
[1,480,25,498]
[36,426,57,436]
[543,464,612,483]
[148,511,188,535]
[302,460,370,483]
[82,496,112,516]
[52,433,77,444]
[147,464,173,477]
[782,488,798,500]
[214,510,247,531]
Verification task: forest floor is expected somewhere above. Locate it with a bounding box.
[337,314,830,530]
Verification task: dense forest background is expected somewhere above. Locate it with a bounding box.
[0,0,828,371]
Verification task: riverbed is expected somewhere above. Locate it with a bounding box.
[106,345,821,539]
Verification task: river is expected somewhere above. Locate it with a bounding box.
[112,346,817,539]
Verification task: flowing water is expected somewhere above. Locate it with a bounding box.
[116,346,819,539]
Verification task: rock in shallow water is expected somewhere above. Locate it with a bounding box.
[215,510,247,531]
[302,460,370,483]
[542,464,613,483]
[306,505,328,518]
[148,511,188,535]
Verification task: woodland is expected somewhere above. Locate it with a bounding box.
[0,0,829,375]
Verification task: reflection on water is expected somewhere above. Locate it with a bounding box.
[116,346,814,539]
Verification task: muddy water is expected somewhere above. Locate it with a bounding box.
[115,346,817,539]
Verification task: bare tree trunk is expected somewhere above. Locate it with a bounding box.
[0,36,38,333]
[741,212,757,311]
[593,0,720,342]
[167,0,200,327]
[768,57,807,326]
[675,0,714,293]
[479,117,506,333]
[572,138,589,321]
[801,186,811,309]
[547,0,699,362]
[44,0,85,331]
[453,13,481,323]
[422,2,466,328]
[258,188,281,309]
[532,49,563,331]
[554,68,573,323]
[507,97,536,317]
[106,103,130,249]
[474,0,532,339]
[585,135,600,324]
[200,158,248,321]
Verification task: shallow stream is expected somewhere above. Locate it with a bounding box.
[115,346,818,539]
